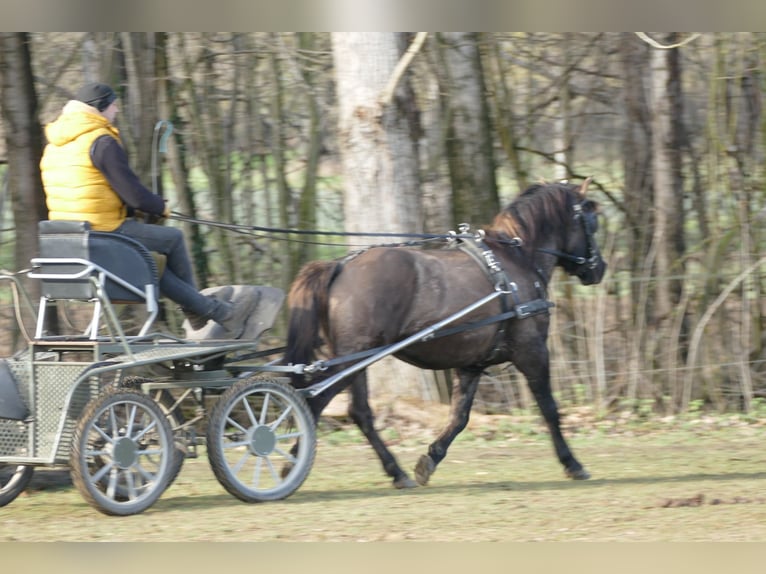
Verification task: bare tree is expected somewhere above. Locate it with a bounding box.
[331,32,431,398]
[0,32,47,345]
[647,33,687,409]
[332,32,421,236]
[438,32,499,227]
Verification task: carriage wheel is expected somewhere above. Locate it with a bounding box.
[206,377,316,502]
[70,388,175,516]
[0,464,34,507]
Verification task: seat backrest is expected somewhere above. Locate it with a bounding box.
[36,220,160,303]
[89,231,160,302]
[37,220,95,299]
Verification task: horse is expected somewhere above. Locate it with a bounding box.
[283,178,606,488]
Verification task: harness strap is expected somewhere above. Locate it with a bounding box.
[307,306,527,372]
[453,234,553,365]
[457,235,511,300]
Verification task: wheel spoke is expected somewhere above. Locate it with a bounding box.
[133,462,156,483]
[223,439,250,449]
[263,454,280,483]
[106,467,119,499]
[131,418,158,442]
[124,470,138,500]
[90,459,114,483]
[92,423,114,444]
[225,415,248,434]
[252,456,263,488]
[125,403,138,436]
[276,430,304,441]
[258,392,271,425]
[241,396,258,427]
[108,406,119,437]
[231,449,251,475]
[269,403,293,430]
[272,446,296,465]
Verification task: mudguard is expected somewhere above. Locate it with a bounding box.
[0,360,29,421]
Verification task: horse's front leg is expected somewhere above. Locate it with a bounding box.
[348,372,417,489]
[514,345,590,480]
[415,368,482,485]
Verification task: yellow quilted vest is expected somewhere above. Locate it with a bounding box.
[40,100,127,231]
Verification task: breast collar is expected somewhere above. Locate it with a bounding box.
[454,229,550,314]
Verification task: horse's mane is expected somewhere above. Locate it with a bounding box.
[486,181,582,250]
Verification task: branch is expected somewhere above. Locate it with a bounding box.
[513,145,627,218]
[635,32,701,50]
[379,32,428,108]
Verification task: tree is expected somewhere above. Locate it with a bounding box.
[331,32,428,397]
[332,32,421,236]
[438,32,499,227]
[0,33,47,345]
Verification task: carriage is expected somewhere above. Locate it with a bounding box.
[0,179,605,516]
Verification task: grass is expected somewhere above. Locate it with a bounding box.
[2,407,765,542]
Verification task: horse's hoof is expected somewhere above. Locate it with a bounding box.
[415,454,435,486]
[566,467,591,480]
[394,476,419,489]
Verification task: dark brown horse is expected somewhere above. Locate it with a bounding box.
[284,179,606,488]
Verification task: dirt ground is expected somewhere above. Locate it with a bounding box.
[3,397,766,543]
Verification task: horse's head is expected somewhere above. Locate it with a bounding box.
[492,178,607,286]
[554,178,607,285]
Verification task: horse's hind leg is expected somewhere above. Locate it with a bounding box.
[348,372,418,488]
[415,368,481,486]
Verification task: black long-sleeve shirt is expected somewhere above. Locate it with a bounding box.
[90,135,165,217]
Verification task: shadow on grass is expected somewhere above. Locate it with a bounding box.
[150,469,766,513]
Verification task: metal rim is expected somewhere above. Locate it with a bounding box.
[207,378,316,502]
[70,389,174,516]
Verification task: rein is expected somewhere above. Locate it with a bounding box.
[170,207,595,262]
[169,211,476,244]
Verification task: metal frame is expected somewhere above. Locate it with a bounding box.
[29,256,158,341]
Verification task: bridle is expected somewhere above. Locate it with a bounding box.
[536,201,602,272]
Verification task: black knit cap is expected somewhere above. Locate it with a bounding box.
[75,82,117,112]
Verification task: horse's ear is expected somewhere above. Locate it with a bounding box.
[579,177,593,197]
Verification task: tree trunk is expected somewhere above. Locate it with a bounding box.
[0,32,47,346]
[439,32,499,227]
[294,32,322,267]
[332,32,421,236]
[620,33,654,406]
[331,32,427,400]
[119,32,159,185]
[649,34,687,410]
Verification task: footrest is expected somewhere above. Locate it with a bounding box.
[184,285,284,341]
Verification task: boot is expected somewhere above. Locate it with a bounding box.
[212,295,259,339]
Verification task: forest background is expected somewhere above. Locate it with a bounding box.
[0,32,764,417]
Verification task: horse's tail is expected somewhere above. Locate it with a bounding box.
[283,259,343,387]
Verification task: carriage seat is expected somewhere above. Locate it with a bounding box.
[29,220,163,339]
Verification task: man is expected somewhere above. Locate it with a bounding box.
[40,82,253,336]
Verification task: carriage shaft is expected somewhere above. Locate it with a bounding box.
[303,289,507,397]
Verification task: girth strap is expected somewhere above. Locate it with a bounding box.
[455,233,553,365]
